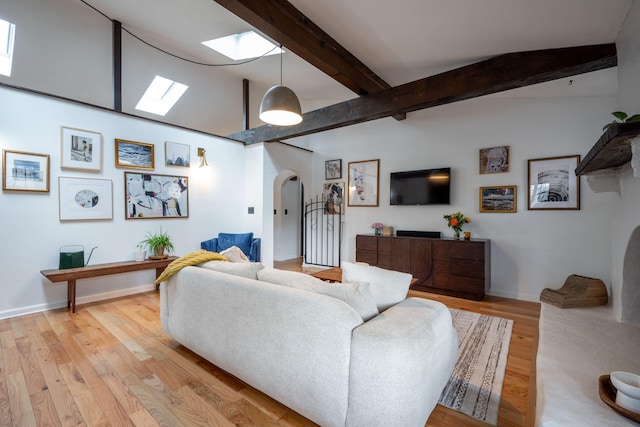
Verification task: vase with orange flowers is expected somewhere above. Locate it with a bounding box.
[443,212,470,240]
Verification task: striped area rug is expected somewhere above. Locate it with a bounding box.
[438,309,514,426]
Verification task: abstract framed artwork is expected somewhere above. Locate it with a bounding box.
[165,141,190,167]
[325,159,342,180]
[60,126,103,172]
[479,146,509,174]
[125,172,188,219]
[58,177,113,221]
[323,182,344,214]
[115,139,154,170]
[2,149,50,192]
[480,185,517,213]
[528,155,580,210]
[348,159,379,207]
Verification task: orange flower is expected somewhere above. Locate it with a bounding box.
[450,218,459,227]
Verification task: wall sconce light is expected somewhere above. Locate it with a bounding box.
[197,147,208,167]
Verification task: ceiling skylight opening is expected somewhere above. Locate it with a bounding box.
[202,31,282,61]
[135,76,188,116]
[0,18,16,77]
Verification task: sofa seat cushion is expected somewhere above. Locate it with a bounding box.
[341,261,412,312]
[217,232,253,257]
[200,260,264,280]
[257,268,379,321]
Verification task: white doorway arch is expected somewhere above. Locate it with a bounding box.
[273,170,304,262]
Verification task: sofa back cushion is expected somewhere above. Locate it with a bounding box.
[217,232,253,256]
[341,261,411,311]
[200,260,264,280]
[257,268,379,321]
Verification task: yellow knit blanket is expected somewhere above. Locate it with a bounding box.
[155,250,227,284]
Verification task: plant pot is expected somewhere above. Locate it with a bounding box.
[134,250,146,262]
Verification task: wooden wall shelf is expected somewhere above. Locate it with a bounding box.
[576,121,640,176]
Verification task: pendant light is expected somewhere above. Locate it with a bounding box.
[259,45,302,126]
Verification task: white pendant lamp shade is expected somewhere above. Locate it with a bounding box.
[259,85,303,126]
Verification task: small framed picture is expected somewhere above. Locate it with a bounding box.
[2,149,50,192]
[60,126,103,172]
[58,177,113,221]
[115,139,154,170]
[325,159,342,179]
[165,141,190,167]
[348,159,380,207]
[479,146,509,174]
[480,186,517,213]
[323,182,344,214]
[125,172,188,219]
[528,155,580,210]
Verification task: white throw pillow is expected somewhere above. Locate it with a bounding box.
[341,261,411,311]
[219,245,250,263]
[200,260,265,280]
[257,268,379,321]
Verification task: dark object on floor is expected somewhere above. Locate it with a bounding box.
[540,274,608,308]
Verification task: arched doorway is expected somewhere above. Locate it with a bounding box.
[273,170,304,263]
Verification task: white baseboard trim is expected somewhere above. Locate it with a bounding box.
[0,283,156,320]
[486,289,540,302]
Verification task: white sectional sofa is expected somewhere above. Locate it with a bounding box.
[160,260,458,427]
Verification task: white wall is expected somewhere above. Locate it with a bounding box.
[302,95,619,301]
[274,177,302,261]
[0,0,245,136]
[613,0,640,322]
[0,87,247,319]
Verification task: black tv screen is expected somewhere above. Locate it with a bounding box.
[390,168,451,205]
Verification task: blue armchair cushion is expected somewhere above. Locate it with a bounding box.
[217,232,253,257]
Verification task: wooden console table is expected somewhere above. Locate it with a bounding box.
[41,257,177,313]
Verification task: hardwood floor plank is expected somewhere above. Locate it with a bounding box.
[7,371,37,426]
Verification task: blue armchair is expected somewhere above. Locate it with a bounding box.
[201,232,261,262]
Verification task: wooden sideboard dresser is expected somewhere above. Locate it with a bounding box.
[355,234,490,300]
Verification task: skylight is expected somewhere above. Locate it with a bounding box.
[135,76,188,116]
[0,18,16,77]
[202,31,282,61]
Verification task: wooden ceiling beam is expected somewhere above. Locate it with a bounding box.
[227,43,617,144]
[212,0,405,120]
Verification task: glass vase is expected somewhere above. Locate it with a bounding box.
[453,229,461,240]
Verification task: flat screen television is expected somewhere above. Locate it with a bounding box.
[390,167,451,205]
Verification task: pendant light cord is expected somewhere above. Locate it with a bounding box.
[280,44,283,86]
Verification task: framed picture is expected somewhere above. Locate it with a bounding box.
[58,177,113,221]
[2,150,50,192]
[125,172,188,219]
[479,146,509,174]
[480,185,517,213]
[165,141,190,167]
[528,155,580,210]
[323,182,344,214]
[60,126,103,172]
[325,159,342,179]
[348,159,379,207]
[115,139,154,170]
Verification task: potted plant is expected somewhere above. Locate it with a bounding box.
[139,228,175,259]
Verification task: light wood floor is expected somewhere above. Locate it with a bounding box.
[0,260,540,426]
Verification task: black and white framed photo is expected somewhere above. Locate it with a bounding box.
[2,149,50,192]
[60,126,103,172]
[58,177,113,221]
[125,172,188,219]
[115,139,154,170]
[528,155,580,210]
[325,159,342,179]
[165,141,190,167]
[479,145,509,174]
